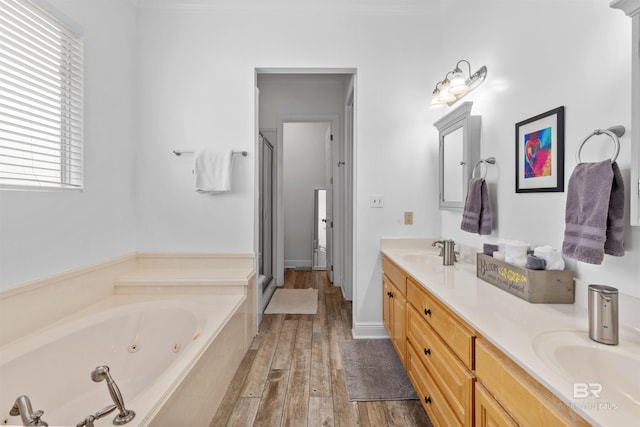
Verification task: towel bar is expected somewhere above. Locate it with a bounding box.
[576,126,624,164]
[471,157,496,179]
[173,150,248,157]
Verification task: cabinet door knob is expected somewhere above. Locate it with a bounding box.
[386,291,391,297]
[424,396,432,404]
[423,348,431,356]
[424,308,431,316]
[389,292,394,298]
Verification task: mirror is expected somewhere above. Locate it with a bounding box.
[611,0,640,225]
[434,102,481,210]
[312,189,327,270]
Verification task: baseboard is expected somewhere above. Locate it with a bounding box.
[351,322,389,339]
[284,259,312,269]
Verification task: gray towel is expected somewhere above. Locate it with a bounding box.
[562,160,625,264]
[605,162,625,256]
[525,254,546,270]
[483,243,498,256]
[461,178,492,235]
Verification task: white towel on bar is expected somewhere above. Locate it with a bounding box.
[194,148,234,193]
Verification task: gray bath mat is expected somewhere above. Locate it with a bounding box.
[339,339,418,401]
[264,288,318,314]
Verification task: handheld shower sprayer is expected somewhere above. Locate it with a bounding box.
[90,366,135,425]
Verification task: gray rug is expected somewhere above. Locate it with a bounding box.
[339,339,418,401]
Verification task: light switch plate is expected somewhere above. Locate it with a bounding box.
[404,211,413,225]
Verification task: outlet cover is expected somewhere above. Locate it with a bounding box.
[404,211,413,225]
[370,194,384,208]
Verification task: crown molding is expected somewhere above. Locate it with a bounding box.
[611,0,640,17]
[136,0,439,15]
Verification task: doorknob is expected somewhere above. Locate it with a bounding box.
[337,161,345,167]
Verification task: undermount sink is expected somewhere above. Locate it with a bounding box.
[401,253,439,264]
[532,329,640,410]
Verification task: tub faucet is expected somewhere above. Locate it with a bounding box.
[76,405,117,427]
[10,395,48,426]
[90,366,135,425]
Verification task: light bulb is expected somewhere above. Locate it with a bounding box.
[449,69,468,95]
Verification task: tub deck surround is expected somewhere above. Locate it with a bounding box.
[0,252,257,426]
[381,238,640,427]
[114,267,255,294]
[0,294,249,427]
[0,253,137,347]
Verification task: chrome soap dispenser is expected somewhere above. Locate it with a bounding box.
[588,284,619,345]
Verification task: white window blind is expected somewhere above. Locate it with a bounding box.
[0,0,83,190]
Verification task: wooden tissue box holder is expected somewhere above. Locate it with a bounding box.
[476,253,574,304]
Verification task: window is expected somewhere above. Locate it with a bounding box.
[0,0,83,190]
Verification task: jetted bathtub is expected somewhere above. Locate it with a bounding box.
[0,294,247,427]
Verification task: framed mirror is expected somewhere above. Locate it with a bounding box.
[434,102,481,210]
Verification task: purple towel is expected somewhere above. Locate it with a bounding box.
[562,160,625,264]
[461,178,492,235]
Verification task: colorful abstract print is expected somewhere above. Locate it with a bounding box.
[524,127,552,178]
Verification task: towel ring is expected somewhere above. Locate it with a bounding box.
[575,126,624,164]
[472,157,496,179]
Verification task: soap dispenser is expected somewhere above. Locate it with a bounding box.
[588,285,619,345]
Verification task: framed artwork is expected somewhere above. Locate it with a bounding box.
[515,106,565,193]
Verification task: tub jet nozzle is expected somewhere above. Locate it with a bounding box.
[90,365,135,425]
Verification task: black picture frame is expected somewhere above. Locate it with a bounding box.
[515,106,565,193]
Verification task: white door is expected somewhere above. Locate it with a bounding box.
[324,124,333,283]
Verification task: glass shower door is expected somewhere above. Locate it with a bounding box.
[259,135,274,292]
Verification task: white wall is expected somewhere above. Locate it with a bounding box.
[436,0,640,298]
[0,0,138,289]
[282,122,328,267]
[136,3,443,335]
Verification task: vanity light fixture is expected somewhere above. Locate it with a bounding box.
[431,60,488,108]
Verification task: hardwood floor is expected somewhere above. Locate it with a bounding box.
[211,269,431,427]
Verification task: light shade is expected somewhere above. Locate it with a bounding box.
[430,60,487,108]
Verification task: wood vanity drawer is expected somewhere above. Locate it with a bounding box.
[407,340,462,427]
[406,277,474,368]
[475,338,589,427]
[382,256,407,295]
[475,382,518,427]
[407,305,474,427]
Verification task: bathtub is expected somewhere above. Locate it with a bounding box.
[0,293,249,427]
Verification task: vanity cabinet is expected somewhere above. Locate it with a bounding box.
[381,254,591,427]
[475,338,590,427]
[382,257,407,366]
[475,382,518,427]
[405,276,475,427]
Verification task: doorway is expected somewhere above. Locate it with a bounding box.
[255,70,356,321]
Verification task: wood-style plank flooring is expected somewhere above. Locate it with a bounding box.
[211,269,431,426]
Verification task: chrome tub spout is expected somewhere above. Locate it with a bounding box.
[9,395,48,426]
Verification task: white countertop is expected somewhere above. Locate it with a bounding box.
[381,238,640,427]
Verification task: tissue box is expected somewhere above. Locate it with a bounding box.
[476,253,574,304]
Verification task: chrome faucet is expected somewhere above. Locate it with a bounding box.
[432,239,456,265]
[10,395,48,426]
[90,366,135,425]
